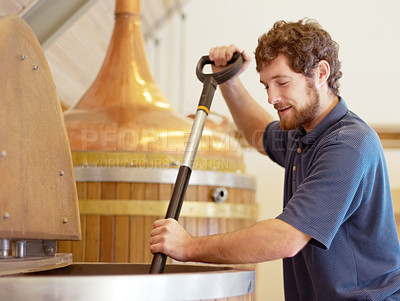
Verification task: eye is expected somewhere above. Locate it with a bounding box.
[278,81,289,86]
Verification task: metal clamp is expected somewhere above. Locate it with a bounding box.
[12,240,26,258]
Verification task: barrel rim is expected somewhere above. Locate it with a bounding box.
[0,263,255,300]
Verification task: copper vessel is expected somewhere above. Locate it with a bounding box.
[64,0,244,171]
[59,0,257,264]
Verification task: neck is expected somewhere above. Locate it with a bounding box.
[303,93,339,133]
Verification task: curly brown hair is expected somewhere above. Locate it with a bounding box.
[255,19,342,96]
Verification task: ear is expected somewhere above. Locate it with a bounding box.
[315,60,330,86]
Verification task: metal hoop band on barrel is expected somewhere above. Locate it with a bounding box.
[73,166,256,190]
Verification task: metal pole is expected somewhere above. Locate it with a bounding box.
[149,53,243,274]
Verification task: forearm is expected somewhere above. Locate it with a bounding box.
[186,219,310,264]
[219,78,275,153]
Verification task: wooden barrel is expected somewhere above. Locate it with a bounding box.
[58,163,257,264]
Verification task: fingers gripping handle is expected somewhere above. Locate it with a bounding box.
[196,52,243,85]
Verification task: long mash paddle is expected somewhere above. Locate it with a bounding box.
[149,52,243,274]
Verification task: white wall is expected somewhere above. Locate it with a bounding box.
[147,0,400,299]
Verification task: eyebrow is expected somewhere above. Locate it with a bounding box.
[260,75,291,85]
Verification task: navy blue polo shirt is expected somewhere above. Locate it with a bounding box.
[264,98,400,300]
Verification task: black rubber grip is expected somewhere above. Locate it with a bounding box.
[196,52,243,85]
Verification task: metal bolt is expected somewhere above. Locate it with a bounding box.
[59,170,64,176]
[212,187,228,204]
[44,245,55,255]
[171,160,180,167]
[33,65,39,70]
[0,150,6,157]
[20,54,27,60]
[63,218,68,224]
[0,239,10,258]
[3,212,10,219]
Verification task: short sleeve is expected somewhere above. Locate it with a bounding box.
[264,121,288,167]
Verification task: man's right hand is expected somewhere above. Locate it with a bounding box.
[149,218,194,262]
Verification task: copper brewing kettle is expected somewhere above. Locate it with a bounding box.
[64,0,244,172]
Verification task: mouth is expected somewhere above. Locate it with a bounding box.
[276,106,292,115]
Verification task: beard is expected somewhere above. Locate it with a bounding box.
[277,79,321,131]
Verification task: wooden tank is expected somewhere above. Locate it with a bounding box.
[59,0,258,265]
[0,14,80,274]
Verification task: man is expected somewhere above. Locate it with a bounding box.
[150,19,400,300]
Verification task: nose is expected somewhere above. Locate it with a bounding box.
[267,87,281,105]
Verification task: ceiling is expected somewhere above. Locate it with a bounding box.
[0,0,187,108]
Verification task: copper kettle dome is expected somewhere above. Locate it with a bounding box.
[64,0,244,172]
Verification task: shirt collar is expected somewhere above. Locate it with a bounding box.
[296,97,348,145]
